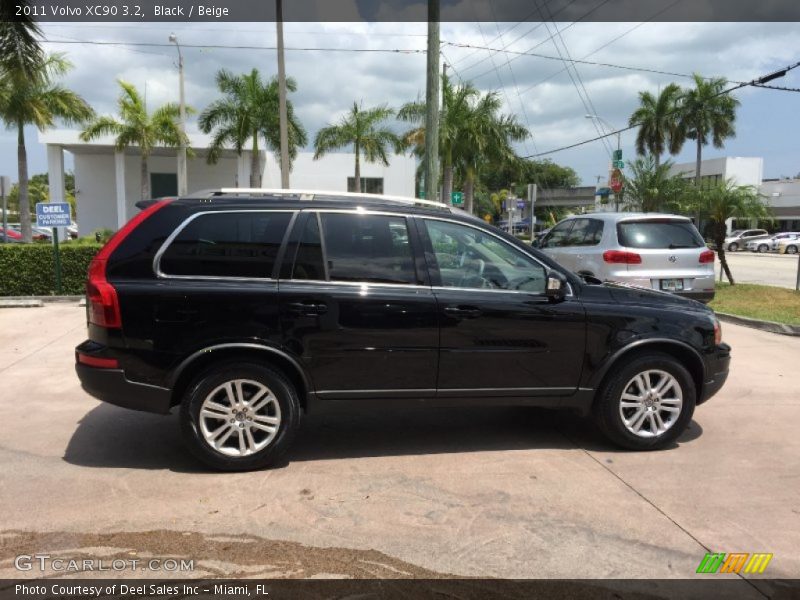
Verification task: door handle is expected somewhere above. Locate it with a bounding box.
[287,301,328,316]
[444,306,482,319]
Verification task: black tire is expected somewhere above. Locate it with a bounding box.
[728,242,739,252]
[592,353,696,451]
[180,362,300,471]
[786,245,798,255]
[758,244,769,253]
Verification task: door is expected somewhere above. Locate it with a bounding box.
[538,219,576,271]
[279,211,439,399]
[419,217,586,397]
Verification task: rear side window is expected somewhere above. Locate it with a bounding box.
[292,214,326,280]
[160,211,292,278]
[617,220,704,249]
[565,218,604,246]
[319,213,417,284]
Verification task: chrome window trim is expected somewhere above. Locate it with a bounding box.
[153,209,296,281]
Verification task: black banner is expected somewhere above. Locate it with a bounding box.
[5,0,800,23]
[4,579,800,600]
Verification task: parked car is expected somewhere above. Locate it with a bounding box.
[746,232,800,253]
[67,222,79,239]
[777,238,800,255]
[75,190,730,471]
[724,229,769,252]
[536,213,715,302]
[0,227,23,242]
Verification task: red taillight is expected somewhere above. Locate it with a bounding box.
[699,249,715,264]
[86,200,171,329]
[76,352,119,369]
[603,250,642,264]
[714,320,722,345]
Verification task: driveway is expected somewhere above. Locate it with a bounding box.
[0,304,798,593]
[721,252,799,288]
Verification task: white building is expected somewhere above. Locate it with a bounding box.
[668,156,763,188]
[760,178,800,232]
[39,130,417,235]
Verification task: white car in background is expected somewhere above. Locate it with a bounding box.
[746,232,800,253]
[777,238,800,254]
[724,229,769,252]
[537,213,716,302]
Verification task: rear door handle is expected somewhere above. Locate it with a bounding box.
[287,301,328,316]
[444,306,482,319]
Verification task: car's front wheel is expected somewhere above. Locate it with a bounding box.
[593,353,696,450]
[786,244,798,255]
[758,244,769,253]
[728,242,739,252]
[180,362,300,471]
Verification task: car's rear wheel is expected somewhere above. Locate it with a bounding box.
[593,353,696,450]
[728,242,739,252]
[180,362,300,471]
[786,245,798,255]
[758,244,769,253]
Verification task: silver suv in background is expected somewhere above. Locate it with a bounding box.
[745,232,799,253]
[537,213,715,302]
[724,229,769,252]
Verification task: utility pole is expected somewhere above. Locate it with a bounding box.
[169,33,187,196]
[424,0,440,203]
[276,0,290,189]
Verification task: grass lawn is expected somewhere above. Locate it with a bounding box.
[709,283,800,326]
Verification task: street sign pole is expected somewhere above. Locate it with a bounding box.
[52,227,62,294]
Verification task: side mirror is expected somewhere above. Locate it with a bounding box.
[531,238,541,248]
[545,270,568,302]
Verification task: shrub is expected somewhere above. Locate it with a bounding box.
[0,243,102,296]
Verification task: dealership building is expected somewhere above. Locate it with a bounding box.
[39,130,417,235]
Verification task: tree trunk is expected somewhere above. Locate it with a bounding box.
[464,169,475,214]
[140,154,150,202]
[714,221,734,284]
[442,163,453,206]
[694,138,702,226]
[250,134,261,188]
[17,122,32,243]
[654,152,660,170]
[354,139,361,192]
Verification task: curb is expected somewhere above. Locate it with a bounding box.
[716,312,800,337]
[0,296,84,308]
[0,299,44,308]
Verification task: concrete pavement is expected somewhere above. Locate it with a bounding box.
[0,305,797,590]
[721,252,799,288]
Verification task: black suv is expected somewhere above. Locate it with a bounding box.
[75,190,731,470]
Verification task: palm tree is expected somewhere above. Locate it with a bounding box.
[622,155,691,213]
[681,74,740,187]
[628,83,684,167]
[81,80,187,202]
[0,0,43,79]
[313,102,401,193]
[0,53,93,241]
[691,180,770,284]
[399,75,528,211]
[199,68,307,187]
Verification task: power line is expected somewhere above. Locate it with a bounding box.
[40,38,426,53]
[521,60,800,159]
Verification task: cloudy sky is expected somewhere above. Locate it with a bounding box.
[2,19,799,187]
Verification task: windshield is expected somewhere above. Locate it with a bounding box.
[617,220,704,249]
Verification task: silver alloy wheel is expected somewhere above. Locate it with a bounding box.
[198,379,281,457]
[618,370,683,438]
[787,245,798,254]
[758,244,769,253]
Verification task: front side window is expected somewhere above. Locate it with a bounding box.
[320,213,417,284]
[160,212,292,278]
[424,219,547,293]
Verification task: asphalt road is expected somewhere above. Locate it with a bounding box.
[0,305,798,593]
[721,251,799,288]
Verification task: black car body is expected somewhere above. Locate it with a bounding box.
[75,190,730,470]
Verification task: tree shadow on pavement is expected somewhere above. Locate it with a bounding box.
[63,402,703,472]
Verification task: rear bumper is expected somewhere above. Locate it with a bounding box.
[679,290,715,302]
[76,363,172,414]
[698,343,731,405]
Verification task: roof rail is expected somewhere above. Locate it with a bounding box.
[192,188,450,210]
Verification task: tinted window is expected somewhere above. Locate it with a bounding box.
[160,211,292,278]
[617,220,704,249]
[320,213,416,284]
[540,220,574,249]
[424,219,546,293]
[291,214,325,280]
[565,218,604,246]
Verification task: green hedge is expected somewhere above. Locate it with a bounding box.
[0,244,102,296]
